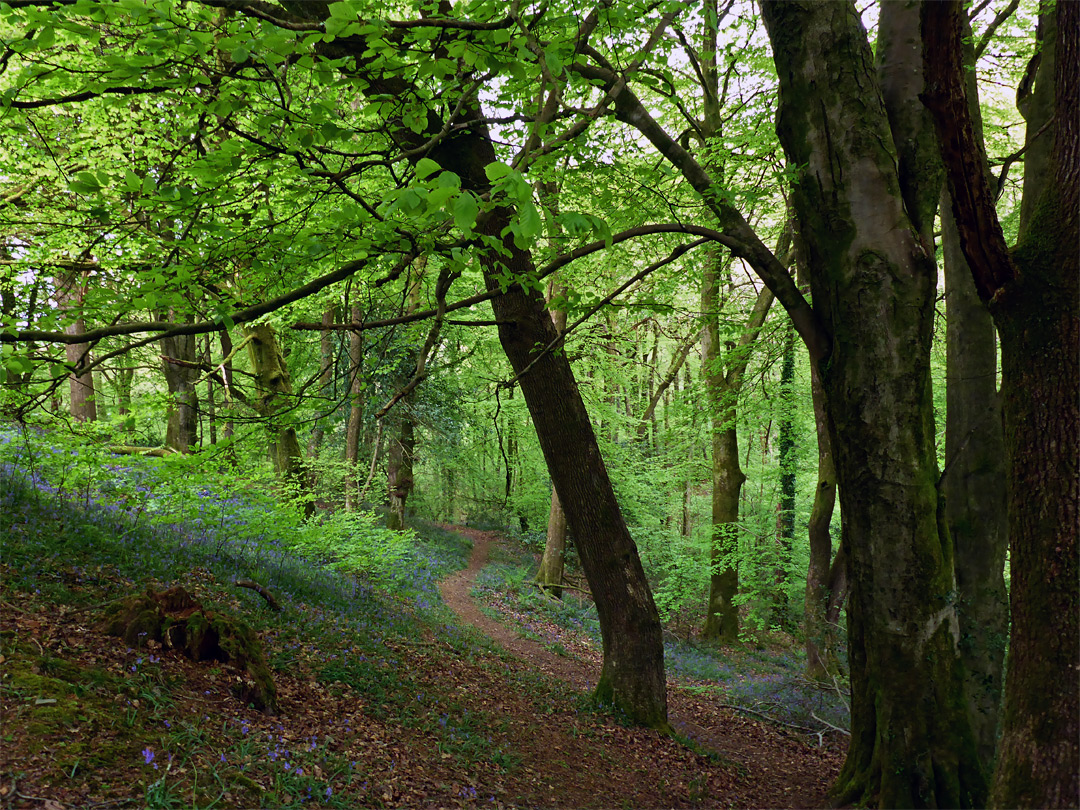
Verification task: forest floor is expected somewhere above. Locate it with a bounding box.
[1,479,845,809]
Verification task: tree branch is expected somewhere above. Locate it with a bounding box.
[921,0,1016,303]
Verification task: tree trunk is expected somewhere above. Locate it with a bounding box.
[160,322,199,452]
[804,359,839,681]
[941,193,1008,769]
[307,307,335,458]
[54,272,97,423]
[344,304,364,512]
[244,323,310,512]
[701,249,777,642]
[536,183,569,597]
[428,126,669,729]
[762,4,985,805]
[923,3,1078,806]
[386,413,414,531]
[385,263,425,531]
[773,320,796,630]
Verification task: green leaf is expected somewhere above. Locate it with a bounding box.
[415,157,441,180]
[453,192,479,231]
[231,45,249,64]
[484,162,512,182]
[517,201,541,239]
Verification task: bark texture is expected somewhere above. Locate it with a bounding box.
[941,193,1008,769]
[762,3,985,805]
[160,325,199,452]
[54,272,97,423]
[923,3,1079,805]
[429,123,669,728]
[244,323,309,511]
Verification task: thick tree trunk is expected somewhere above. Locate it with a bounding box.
[762,4,985,805]
[941,193,1008,768]
[923,3,1079,805]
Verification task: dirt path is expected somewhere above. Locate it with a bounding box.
[438,526,843,808]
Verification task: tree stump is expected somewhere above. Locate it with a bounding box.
[101,585,277,712]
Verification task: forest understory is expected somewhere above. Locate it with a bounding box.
[0,467,846,809]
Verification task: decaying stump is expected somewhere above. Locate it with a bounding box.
[101,585,277,712]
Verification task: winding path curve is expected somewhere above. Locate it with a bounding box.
[435,524,841,809]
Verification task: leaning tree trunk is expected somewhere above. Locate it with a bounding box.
[429,125,669,729]
[923,3,1079,805]
[762,3,985,805]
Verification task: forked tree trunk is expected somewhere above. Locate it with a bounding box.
[923,3,1078,805]
[762,4,985,805]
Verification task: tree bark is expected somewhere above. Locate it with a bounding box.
[160,321,199,452]
[428,123,669,728]
[924,3,1079,805]
[244,323,310,513]
[344,304,364,512]
[762,3,985,805]
[804,358,839,681]
[54,272,97,423]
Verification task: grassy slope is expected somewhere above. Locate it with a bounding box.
[0,451,847,808]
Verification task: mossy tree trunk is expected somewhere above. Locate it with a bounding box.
[924,3,1078,805]
[244,323,310,512]
[761,3,985,805]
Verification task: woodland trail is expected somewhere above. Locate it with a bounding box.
[438,526,843,808]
